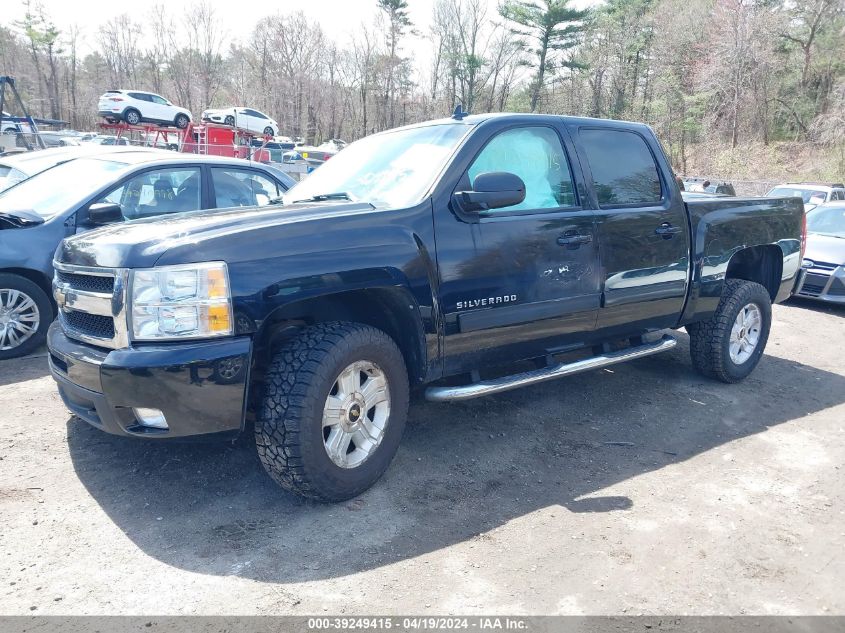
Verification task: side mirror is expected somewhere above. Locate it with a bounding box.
[454,171,526,212]
[86,202,124,226]
[808,195,825,206]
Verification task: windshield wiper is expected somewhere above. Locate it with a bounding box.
[292,192,354,203]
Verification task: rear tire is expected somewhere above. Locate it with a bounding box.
[124,109,141,125]
[255,322,409,502]
[0,274,52,361]
[686,279,771,383]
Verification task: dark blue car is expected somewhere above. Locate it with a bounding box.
[0,151,293,359]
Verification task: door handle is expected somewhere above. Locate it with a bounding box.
[655,223,682,239]
[557,232,593,249]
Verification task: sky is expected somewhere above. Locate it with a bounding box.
[6,0,602,63]
[6,0,462,60]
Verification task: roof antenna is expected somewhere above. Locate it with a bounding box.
[452,104,469,120]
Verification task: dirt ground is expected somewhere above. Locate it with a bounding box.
[0,298,843,615]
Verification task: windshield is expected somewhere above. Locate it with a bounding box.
[806,206,845,238]
[283,123,471,208]
[767,187,827,204]
[0,166,27,193]
[0,158,127,219]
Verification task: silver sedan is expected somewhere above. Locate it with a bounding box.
[793,202,845,303]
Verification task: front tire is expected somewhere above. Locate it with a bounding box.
[263,126,275,136]
[224,115,235,126]
[174,114,190,129]
[256,322,409,502]
[686,279,772,383]
[0,274,52,361]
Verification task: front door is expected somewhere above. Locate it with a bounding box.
[434,123,601,375]
[571,126,691,334]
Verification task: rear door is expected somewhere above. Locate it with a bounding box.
[209,166,284,208]
[572,125,691,332]
[148,94,172,122]
[434,122,601,374]
[127,92,153,120]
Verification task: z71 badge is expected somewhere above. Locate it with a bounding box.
[456,295,517,310]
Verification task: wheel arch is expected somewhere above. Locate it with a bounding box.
[724,245,783,301]
[252,285,427,386]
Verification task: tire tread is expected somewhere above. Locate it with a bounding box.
[687,279,771,383]
[255,321,408,501]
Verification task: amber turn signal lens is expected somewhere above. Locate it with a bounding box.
[204,304,231,333]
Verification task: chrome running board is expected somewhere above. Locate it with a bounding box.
[425,335,677,402]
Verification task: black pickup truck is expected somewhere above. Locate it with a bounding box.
[47,113,804,501]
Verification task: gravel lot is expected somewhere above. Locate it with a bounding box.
[0,299,843,615]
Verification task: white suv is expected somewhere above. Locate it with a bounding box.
[98,90,192,129]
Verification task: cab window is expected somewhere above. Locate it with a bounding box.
[466,126,576,213]
[99,168,202,219]
[211,168,280,208]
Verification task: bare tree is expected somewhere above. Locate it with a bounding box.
[16,0,63,120]
[98,14,141,88]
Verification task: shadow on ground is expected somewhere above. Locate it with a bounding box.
[783,296,845,317]
[66,334,845,582]
[0,347,49,388]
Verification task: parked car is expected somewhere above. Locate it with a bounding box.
[248,138,295,162]
[201,107,278,136]
[35,131,81,148]
[766,182,845,212]
[82,135,131,146]
[0,146,169,194]
[46,112,803,502]
[791,202,845,303]
[0,152,294,359]
[681,191,729,200]
[682,178,736,196]
[281,149,306,164]
[1,110,32,135]
[98,90,192,129]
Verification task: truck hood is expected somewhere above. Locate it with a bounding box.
[804,233,845,266]
[55,201,377,269]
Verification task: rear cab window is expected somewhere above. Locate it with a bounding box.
[579,128,663,207]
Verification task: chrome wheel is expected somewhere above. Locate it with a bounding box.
[322,361,390,469]
[0,288,40,351]
[729,302,762,365]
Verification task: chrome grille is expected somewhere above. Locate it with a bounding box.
[62,310,116,339]
[53,262,129,349]
[55,270,114,294]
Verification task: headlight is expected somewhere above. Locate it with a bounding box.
[130,262,232,341]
